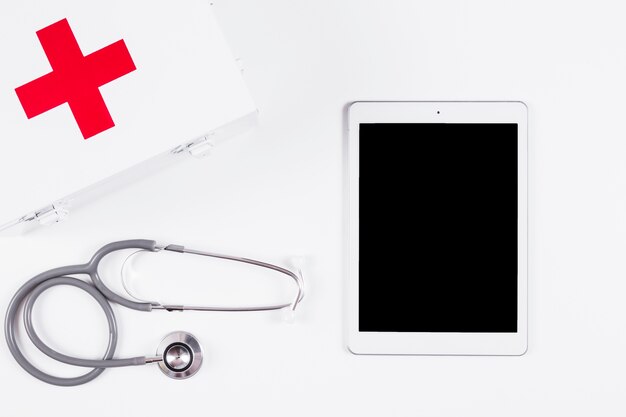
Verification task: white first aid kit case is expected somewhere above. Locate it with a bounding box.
[0,0,257,232]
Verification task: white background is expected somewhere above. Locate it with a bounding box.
[1,0,625,415]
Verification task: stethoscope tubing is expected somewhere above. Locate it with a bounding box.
[4,240,157,386]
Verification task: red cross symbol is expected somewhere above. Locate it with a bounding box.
[15,19,136,139]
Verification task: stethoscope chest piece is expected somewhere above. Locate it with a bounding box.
[156,331,203,379]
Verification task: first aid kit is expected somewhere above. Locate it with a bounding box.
[0,0,257,232]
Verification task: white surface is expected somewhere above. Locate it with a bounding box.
[0,0,255,224]
[347,101,528,355]
[1,0,625,415]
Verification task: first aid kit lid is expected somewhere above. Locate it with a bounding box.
[0,1,256,228]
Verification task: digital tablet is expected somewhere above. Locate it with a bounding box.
[347,101,528,355]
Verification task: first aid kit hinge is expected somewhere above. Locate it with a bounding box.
[30,202,70,226]
[172,134,215,158]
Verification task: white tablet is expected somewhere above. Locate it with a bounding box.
[347,101,528,355]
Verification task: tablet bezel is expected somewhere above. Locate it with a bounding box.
[347,101,528,355]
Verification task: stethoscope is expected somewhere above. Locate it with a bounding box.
[4,239,304,386]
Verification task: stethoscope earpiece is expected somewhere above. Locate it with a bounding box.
[154,331,203,379]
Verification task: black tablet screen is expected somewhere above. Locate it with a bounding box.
[359,123,518,333]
